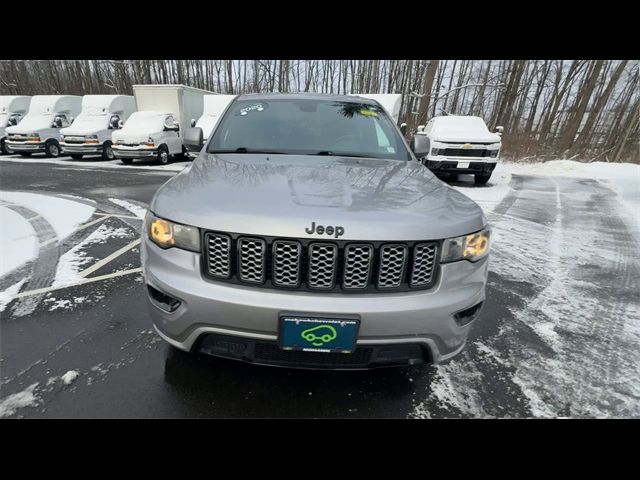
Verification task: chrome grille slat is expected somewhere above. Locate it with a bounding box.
[411,243,438,287]
[238,237,266,283]
[343,244,373,289]
[205,233,231,278]
[273,240,302,287]
[377,244,408,288]
[308,243,338,289]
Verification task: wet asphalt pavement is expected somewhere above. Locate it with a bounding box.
[1,154,638,418]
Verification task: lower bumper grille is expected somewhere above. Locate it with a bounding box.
[197,334,429,369]
[202,231,439,293]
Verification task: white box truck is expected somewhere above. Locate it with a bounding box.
[351,93,402,123]
[112,84,213,165]
[60,95,136,160]
[5,95,82,157]
[0,96,31,155]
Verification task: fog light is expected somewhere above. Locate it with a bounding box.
[147,285,181,312]
[454,301,484,326]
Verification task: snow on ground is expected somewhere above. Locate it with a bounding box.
[0,383,39,418]
[450,163,513,214]
[109,198,147,219]
[0,155,188,171]
[0,279,27,313]
[52,223,134,287]
[0,206,37,276]
[60,370,80,385]
[0,191,95,241]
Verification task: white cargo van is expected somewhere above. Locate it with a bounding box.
[5,95,82,157]
[194,95,236,142]
[60,95,136,160]
[0,96,31,155]
[112,84,213,165]
[417,115,502,184]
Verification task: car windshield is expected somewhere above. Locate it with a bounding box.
[208,98,411,161]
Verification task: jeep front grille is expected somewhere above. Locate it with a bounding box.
[203,232,439,293]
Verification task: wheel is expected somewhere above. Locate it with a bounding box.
[19,152,32,157]
[102,141,115,160]
[474,173,492,185]
[0,138,12,155]
[157,145,170,165]
[120,158,133,165]
[69,154,83,160]
[44,140,60,158]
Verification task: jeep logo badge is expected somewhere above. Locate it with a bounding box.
[305,221,344,238]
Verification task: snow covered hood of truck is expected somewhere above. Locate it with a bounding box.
[430,116,501,143]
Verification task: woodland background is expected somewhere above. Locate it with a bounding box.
[1,60,637,162]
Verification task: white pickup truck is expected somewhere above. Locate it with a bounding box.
[60,95,135,160]
[0,96,31,155]
[5,95,82,157]
[112,84,213,165]
[417,115,502,184]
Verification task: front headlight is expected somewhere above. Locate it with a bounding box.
[145,212,200,252]
[441,228,491,263]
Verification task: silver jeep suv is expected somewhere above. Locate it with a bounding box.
[141,93,490,369]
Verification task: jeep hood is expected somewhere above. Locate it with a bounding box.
[152,153,486,241]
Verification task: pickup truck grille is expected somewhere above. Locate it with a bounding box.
[443,148,492,157]
[202,232,439,293]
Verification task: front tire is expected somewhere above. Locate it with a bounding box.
[157,145,170,165]
[0,138,12,155]
[102,141,115,160]
[44,140,61,158]
[69,154,83,160]
[474,173,492,185]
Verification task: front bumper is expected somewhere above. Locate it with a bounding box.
[142,237,488,368]
[5,141,45,153]
[112,146,158,159]
[60,143,103,154]
[425,158,497,175]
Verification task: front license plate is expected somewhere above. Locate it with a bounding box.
[457,161,470,169]
[279,316,360,353]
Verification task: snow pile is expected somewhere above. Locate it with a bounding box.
[0,191,95,241]
[61,370,80,385]
[0,383,39,418]
[0,206,38,277]
[0,279,27,312]
[109,198,147,219]
[53,224,133,287]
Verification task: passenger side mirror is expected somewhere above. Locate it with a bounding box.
[184,127,203,153]
[399,122,407,135]
[53,116,63,128]
[417,125,425,133]
[8,114,20,126]
[410,134,430,159]
[164,120,179,132]
[190,118,196,128]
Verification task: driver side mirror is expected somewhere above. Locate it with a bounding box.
[399,122,407,135]
[109,115,121,129]
[53,116,63,128]
[410,134,430,159]
[495,125,504,136]
[190,118,196,128]
[184,127,203,153]
[8,114,20,126]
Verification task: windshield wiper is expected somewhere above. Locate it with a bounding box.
[314,151,379,158]
[209,147,292,154]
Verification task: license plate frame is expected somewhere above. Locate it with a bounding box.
[457,161,470,169]
[279,315,360,353]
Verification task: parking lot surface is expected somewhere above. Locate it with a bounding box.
[1,154,638,418]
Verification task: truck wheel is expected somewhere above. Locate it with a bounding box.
[44,140,61,158]
[474,173,492,185]
[19,152,32,157]
[0,138,12,155]
[120,158,133,165]
[69,154,84,160]
[157,145,170,165]
[102,141,115,160]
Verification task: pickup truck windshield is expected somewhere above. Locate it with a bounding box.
[208,98,411,161]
